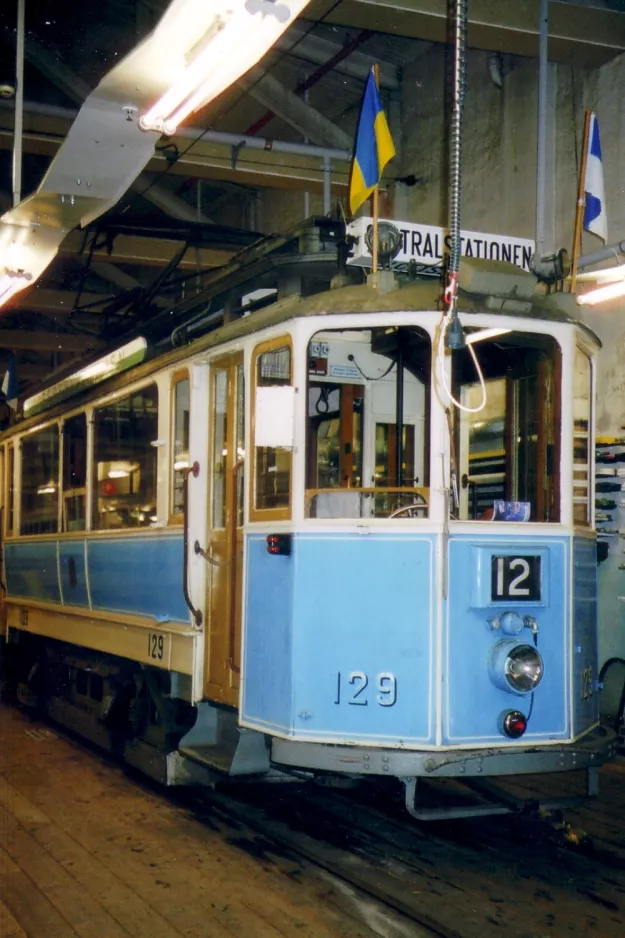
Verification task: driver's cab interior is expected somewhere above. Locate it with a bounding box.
[305,326,431,520]
[304,325,577,525]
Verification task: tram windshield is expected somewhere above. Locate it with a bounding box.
[452,330,561,522]
[305,326,430,519]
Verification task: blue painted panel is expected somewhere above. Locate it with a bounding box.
[241,536,294,734]
[291,535,435,744]
[58,542,89,607]
[445,536,570,744]
[87,535,189,623]
[242,532,435,745]
[5,541,60,603]
[572,536,599,736]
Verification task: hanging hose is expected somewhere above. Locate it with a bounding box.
[444,0,468,349]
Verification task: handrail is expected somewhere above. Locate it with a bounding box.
[305,485,429,505]
[227,458,245,674]
[182,461,202,628]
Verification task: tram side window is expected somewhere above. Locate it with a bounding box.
[253,342,292,515]
[6,443,14,535]
[21,425,59,535]
[455,332,561,522]
[92,385,158,529]
[63,413,87,531]
[305,327,431,519]
[573,348,592,526]
[171,375,190,519]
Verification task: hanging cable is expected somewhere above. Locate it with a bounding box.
[437,326,487,414]
[443,0,468,350]
[435,1,488,416]
[347,353,396,382]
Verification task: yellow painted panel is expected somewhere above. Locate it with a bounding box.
[5,602,197,676]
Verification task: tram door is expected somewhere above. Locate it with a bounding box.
[204,353,245,706]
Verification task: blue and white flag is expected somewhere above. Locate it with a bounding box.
[1,355,18,410]
[584,112,607,243]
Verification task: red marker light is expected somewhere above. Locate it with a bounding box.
[500,710,527,739]
[267,534,291,556]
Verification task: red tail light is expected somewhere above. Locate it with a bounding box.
[267,534,291,556]
[500,710,527,739]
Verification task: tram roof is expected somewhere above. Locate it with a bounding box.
[204,268,601,347]
[10,264,599,433]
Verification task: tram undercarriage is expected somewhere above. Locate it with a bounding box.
[4,630,616,821]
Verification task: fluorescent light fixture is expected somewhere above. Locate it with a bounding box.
[576,263,625,284]
[78,361,115,380]
[577,278,625,306]
[106,461,137,480]
[37,484,56,495]
[139,0,311,136]
[466,328,512,345]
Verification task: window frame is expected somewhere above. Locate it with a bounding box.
[572,345,593,529]
[91,380,160,532]
[19,421,61,537]
[453,331,562,524]
[61,411,88,533]
[5,442,14,537]
[250,334,293,523]
[169,369,190,525]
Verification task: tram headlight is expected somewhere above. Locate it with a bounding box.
[488,640,544,696]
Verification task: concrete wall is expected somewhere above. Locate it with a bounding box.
[576,54,625,436]
[395,44,625,436]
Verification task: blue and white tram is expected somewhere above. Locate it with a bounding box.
[0,260,615,818]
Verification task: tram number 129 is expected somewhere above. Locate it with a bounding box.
[147,632,165,661]
[334,671,397,707]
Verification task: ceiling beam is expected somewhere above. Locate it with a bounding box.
[0,107,349,194]
[60,230,235,269]
[23,363,69,380]
[88,261,171,308]
[89,261,143,292]
[0,330,105,352]
[129,178,212,223]
[9,288,111,315]
[241,70,353,150]
[0,360,77,381]
[277,24,400,88]
[304,0,625,66]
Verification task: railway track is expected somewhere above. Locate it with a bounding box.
[181,770,625,938]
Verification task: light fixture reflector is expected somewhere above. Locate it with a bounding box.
[577,278,625,306]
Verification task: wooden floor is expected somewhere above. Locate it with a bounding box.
[0,706,382,938]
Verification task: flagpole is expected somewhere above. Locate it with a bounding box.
[371,63,381,275]
[570,108,591,293]
[372,188,379,274]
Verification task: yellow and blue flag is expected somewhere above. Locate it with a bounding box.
[349,67,396,215]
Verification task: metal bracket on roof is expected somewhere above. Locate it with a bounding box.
[231,140,246,170]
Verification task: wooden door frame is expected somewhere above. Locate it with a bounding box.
[204,352,244,705]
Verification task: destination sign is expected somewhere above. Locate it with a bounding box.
[347,217,535,273]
